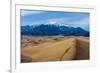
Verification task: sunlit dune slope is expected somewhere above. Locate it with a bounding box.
[21,38,77,62]
[21,37,89,62]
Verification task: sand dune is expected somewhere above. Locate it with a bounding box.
[21,37,89,63]
[75,38,89,60]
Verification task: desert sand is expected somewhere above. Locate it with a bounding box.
[21,36,89,63]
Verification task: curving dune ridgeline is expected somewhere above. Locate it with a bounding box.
[21,36,89,63]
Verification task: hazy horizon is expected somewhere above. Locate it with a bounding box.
[21,10,90,31]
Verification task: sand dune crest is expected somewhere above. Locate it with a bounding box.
[21,37,89,62]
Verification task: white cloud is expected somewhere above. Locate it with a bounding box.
[45,17,69,25]
[22,16,89,31]
[21,10,44,16]
[45,17,89,31]
[69,17,89,31]
[47,21,57,24]
[28,17,68,25]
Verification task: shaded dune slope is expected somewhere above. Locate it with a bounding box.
[21,38,89,62]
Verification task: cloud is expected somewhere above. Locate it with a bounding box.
[26,16,89,30]
[21,10,89,31]
[45,17,89,31]
[47,21,57,24]
[46,17,68,24]
[69,17,89,31]
[27,17,69,26]
[21,10,44,16]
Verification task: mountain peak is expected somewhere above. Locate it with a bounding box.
[21,24,89,36]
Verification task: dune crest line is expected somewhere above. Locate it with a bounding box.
[21,37,89,62]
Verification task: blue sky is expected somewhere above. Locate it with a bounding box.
[21,10,90,31]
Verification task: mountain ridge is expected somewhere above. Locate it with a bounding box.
[21,24,89,36]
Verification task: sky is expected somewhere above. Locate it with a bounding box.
[21,10,90,31]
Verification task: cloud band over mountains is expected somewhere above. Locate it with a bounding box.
[21,10,89,31]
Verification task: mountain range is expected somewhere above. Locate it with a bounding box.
[21,24,89,36]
